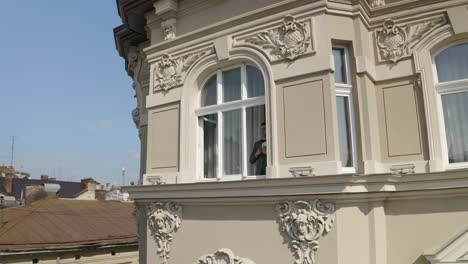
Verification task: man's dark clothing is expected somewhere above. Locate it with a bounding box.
[249,139,267,175]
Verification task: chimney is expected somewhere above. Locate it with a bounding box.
[40,174,49,181]
[81,178,97,192]
[25,185,48,205]
[3,175,13,194]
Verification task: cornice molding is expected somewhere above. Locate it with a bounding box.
[141,0,459,59]
[123,169,468,201]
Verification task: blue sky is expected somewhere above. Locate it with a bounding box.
[0,1,140,185]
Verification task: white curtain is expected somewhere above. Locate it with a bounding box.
[336,96,353,167]
[203,114,217,178]
[201,75,217,106]
[435,44,468,82]
[223,110,242,175]
[222,68,241,102]
[442,92,468,163]
[246,65,265,97]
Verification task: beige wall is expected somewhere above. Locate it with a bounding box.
[138,194,468,264]
[138,0,468,182]
[386,197,468,264]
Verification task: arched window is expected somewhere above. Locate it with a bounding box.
[434,42,468,166]
[196,64,266,179]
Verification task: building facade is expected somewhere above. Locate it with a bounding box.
[115,0,468,263]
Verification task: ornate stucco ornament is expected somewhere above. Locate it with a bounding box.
[246,15,310,60]
[196,248,256,264]
[162,18,176,40]
[376,18,445,63]
[276,200,335,264]
[131,107,140,128]
[147,202,182,264]
[376,20,408,63]
[153,51,209,93]
[369,0,385,8]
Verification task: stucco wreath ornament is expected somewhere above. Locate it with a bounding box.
[147,202,182,264]
[276,200,335,264]
[246,15,310,60]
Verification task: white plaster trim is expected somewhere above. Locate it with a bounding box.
[424,227,468,264]
[124,169,468,200]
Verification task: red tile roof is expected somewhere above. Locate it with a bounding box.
[0,199,137,250]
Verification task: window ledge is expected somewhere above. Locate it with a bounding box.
[124,169,468,201]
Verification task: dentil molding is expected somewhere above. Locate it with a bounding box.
[196,248,255,264]
[376,17,446,63]
[276,200,335,264]
[246,15,311,61]
[147,202,182,264]
[153,50,211,93]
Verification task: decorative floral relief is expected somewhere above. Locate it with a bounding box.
[376,18,445,63]
[276,200,335,264]
[153,51,210,93]
[246,15,310,60]
[196,248,256,264]
[147,202,182,264]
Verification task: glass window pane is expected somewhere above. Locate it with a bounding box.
[201,75,217,106]
[223,110,242,175]
[246,65,265,98]
[435,43,468,83]
[441,91,468,164]
[333,48,347,84]
[246,105,266,176]
[222,68,241,102]
[201,113,218,178]
[336,96,353,167]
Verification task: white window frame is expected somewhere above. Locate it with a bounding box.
[432,40,468,170]
[333,45,357,173]
[196,63,266,181]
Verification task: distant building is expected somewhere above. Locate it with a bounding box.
[0,199,138,263]
[105,186,131,202]
[0,166,16,178]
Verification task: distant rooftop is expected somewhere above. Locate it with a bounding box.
[0,177,86,200]
[0,199,137,250]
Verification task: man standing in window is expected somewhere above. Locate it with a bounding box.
[249,122,267,175]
